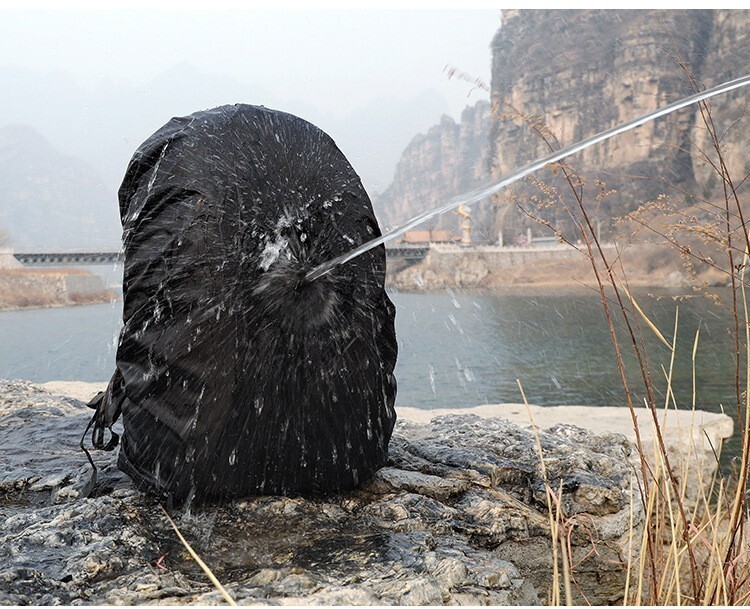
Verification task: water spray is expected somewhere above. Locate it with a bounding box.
[305,73,750,284]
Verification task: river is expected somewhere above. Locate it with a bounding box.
[0,266,741,456]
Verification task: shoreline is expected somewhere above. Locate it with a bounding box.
[0,267,116,311]
[386,242,727,292]
[3,378,647,605]
[385,281,722,294]
[0,297,118,313]
[40,380,736,439]
[0,279,719,310]
[0,378,733,604]
[386,273,725,293]
[42,381,733,483]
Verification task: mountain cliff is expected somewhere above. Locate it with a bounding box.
[689,10,750,193]
[377,9,750,245]
[489,9,718,243]
[373,101,493,240]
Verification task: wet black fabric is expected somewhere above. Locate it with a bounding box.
[91,104,397,504]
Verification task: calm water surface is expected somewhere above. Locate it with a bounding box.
[0,272,740,453]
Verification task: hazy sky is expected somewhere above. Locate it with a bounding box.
[0,9,501,120]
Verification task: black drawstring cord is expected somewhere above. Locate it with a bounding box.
[79,391,121,497]
[80,414,99,498]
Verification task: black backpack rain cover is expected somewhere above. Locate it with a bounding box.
[86,104,397,504]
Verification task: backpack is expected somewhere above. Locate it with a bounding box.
[82,105,397,504]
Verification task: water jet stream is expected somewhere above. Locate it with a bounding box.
[305,73,750,283]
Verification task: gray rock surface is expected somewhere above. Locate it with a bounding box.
[1,379,644,605]
[398,401,734,510]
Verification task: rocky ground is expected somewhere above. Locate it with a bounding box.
[1,379,647,605]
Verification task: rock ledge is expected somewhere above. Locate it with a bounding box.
[1,380,644,605]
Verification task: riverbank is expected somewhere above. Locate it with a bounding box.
[0,268,115,311]
[388,242,727,291]
[43,380,734,503]
[0,379,637,605]
[0,379,735,605]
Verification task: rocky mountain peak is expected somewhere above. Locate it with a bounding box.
[376,9,749,245]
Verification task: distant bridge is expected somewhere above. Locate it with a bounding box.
[14,251,124,265]
[14,246,428,266]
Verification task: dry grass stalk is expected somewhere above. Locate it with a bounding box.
[517,379,574,606]
[160,505,237,606]
[496,58,750,603]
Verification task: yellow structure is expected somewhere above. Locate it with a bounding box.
[454,203,471,244]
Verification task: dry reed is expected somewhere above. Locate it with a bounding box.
[496,62,750,605]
